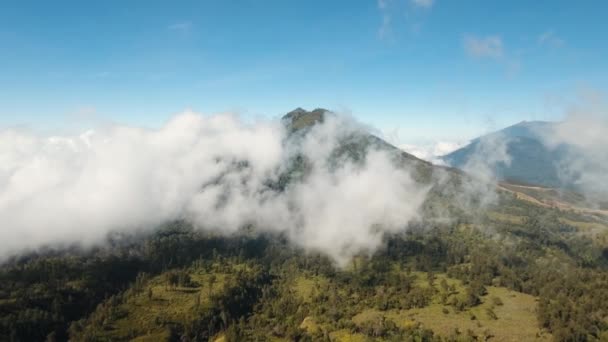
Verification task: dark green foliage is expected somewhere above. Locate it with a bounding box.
[1,197,608,341]
[165,269,195,288]
[0,224,273,341]
[0,254,145,341]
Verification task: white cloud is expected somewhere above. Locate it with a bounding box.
[377,0,392,39]
[399,141,466,164]
[463,34,521,76]
[376,0,434,39]
[411,0,434,9]
[541,92,608,202]
[538,30,564,48]
[457,133,511,207]
[0,112,429,266]
[463,35,504,59]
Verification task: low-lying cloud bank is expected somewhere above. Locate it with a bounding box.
[544,100,608,202]
[0,112,429,265]
[399,141,466,165]
[438,94,608,206]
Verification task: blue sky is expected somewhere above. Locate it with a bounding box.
[1,0,607,142]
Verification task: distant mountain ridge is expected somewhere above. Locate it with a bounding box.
[441,120,571,188]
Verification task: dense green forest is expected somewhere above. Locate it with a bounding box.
[1,192,608,342]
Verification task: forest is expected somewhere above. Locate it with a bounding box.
[1,192,608,342]
[3,0,608,340]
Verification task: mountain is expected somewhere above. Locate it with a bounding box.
[2,109,608,342]
[442,120,570,188]
[282,107,419,156]
[281,107,445,184]
[282,107,327,131]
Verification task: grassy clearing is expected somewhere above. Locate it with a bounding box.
[292,270,549,341]
[292,274,329,303]
[390,287,549,341]
[87,267,551,341]
[212,333,226,342]
[101,272,227,340]
[410,271,462,291]
[351,272,550,342]
[488,211,526,225]
[329,329,368,342]
[560,217,608,233]
[78,262,255,341]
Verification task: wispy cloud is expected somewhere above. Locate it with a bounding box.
[376,0,435,40]
[377,0,392,39]
[542,89,608,202]
[538,30,564,48]
[410,0,434,9]
[378,12,392,39]
[168,21,192,33]
[463,35,504,59]
[463,34,521,77]
[399,141,466,164]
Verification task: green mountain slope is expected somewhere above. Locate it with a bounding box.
[1,110,608,342]
[280,107,459,185]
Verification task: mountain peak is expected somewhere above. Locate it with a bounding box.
[282,107,330,131]
[512,120,551,128]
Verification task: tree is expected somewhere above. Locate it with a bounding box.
[194,293,201,311]
[208,274,217,296]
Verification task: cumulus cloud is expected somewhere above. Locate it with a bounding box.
[0,111,429,266]
[463,35,504,59]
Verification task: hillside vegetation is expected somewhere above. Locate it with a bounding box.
[1,110,607,341]
[2,195,608,341]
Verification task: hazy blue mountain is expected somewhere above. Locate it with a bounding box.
[442,121,571,188]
